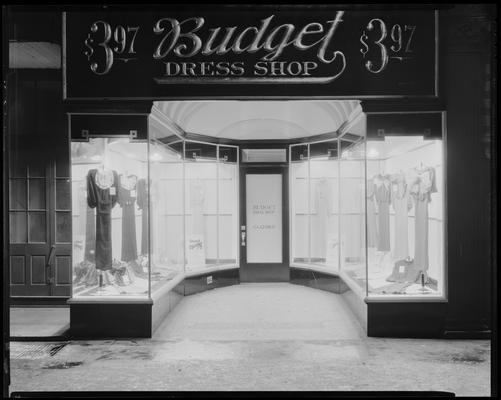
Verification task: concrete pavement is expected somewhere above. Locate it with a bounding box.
[9,283,491,395]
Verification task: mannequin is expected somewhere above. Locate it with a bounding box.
[391,171,412,260]
[386,164,437,286]
[118,172,138,263]
[366,176,378,248]
[374,173,391,269]
[87,159,119,286]
[191,179,205,235]
[410,164,437,280]
[73,181,96,286]
[187,179,206,267]
[136,178,149,256]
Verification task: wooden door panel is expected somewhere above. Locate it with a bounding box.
[9,154,71,298]
[10,243,52,296]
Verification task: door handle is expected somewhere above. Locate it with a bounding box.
[241,232,246,246]
[45,245,56,285]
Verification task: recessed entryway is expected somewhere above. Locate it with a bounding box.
[153,283,365,341]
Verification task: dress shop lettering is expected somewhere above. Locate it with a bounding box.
[251,204,277,231]
[81,12,420,81]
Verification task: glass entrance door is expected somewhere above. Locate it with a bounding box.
[240,166,289,282]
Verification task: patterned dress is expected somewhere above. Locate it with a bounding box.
[410,167,437,272]
[366,178,378,248]
[391,173,412,260]
[118,174,138,262]
[374,175,391,252]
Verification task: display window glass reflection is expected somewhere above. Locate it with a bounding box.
[290,139,340,272]
[149,139,185,290]
[183,141,239,273]
[338,139,367,297]
[366,135,444,297]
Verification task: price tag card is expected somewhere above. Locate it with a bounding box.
[399,265,405,273]
[131,190,136,197]
[110,187,116,195]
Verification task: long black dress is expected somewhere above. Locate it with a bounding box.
[87,168,119,271]
[118,174,138,262]
[84,205,96,262]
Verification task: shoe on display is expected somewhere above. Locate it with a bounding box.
[102,270,116,286]
[73,260,93,285]
[83,264,98,287]
[129,260,148,279]
[138,256,149,273]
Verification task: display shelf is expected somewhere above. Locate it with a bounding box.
[161,213,234,216]
[185,263,238,278]
[338,269,367,300]
[290,262,340,276]
[158,177,235,181]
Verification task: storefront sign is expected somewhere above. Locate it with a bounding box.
[64,9,437,99]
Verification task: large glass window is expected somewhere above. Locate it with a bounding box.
[338,137,367,297]
[184,141,239,273]
[184,141,218,272]
[217,146,239,266]
[366,132,444,297]
[290,139,339,273]
[71,137,149,298]
[149,131,185,292]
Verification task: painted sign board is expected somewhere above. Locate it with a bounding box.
[63,8,437,99]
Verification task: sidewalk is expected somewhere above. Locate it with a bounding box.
[9,284,491,395]
[10,307,69,339]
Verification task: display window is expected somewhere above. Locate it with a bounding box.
[290,140,340,273]
[71,137,150,298]
[184,141,239,272]
[339,137,367,298]
[365,133,445,297]
[71,115,241,299]
[290,109,445,299]
[149,129,185,291]
[69,103,445,302]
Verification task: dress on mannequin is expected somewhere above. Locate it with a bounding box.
[410,166,437,274]
[87,168,118,272]
[118,174,138,262]
[343,180,363,259]
[136,178,148,256]
[391,172,412,260]
[315,179,330,260]
[75,181,96,263]
[73,182,96,286]
[84,206,96,263]
[191,180,205,235]
[366,178,378,248]
[375,175,391,252]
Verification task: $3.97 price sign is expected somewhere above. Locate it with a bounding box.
[360,18,417,74]
[84,21,140,75]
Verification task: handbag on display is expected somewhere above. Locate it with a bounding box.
[386,257,421,283]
